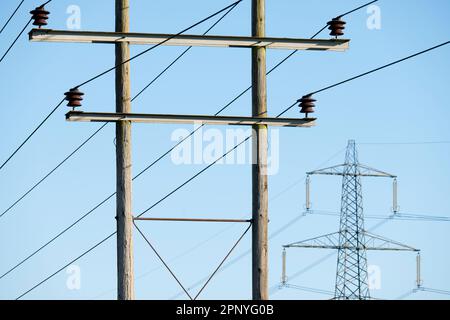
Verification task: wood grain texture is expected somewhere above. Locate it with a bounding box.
[115,0,134,301]
[251,0,269,300]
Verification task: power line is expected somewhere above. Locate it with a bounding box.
[0,17,32,64]
[131,0,238,103]
[397,286,450,299]
[367,213,394,231]
[136,2,383,219]
[136,136,250,218]
[16,165,304,300]
[0,0,25,34]
[8,2,249,295]
[0,123,108,220]
[170,214,307,300]
[282,283,334,296]
[307,210,450,222]
[1,0,369,219]
[14,128,248,298]
[8,64,334,300]
[12,0,387,299]
[15,232,115,300]
[264,0,379,78]
[134,220,252,300]
[269,211,399,297]
[169,150,349,300]
[278,41,450,116]
[0,0,241,174]
[396,289,415,300]
[269,252,336,296]
[0,2,242,280]
[0,0,374,176]
[194,222,252,300]
[310,41,450,95]
[147,146,370,299]
[269,148,346,203]
[92,220,238,299]
[135,104,335,220]
[397,212,450,221]
[0,0,241,221]
[0,187,114,281]
[0,0,52,62]
[359,141,450,145]
[134,222,193,300]
[74,0,242,89]
[420,287,450,296]
[0,0,56,171]
[338,0,378,17]
[0,98,65,172]
[0,12,62,171]
[93,147,346,299]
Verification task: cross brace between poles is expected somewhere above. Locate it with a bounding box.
[134,217,252,223]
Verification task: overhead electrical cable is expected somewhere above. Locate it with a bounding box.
[0,0,241,173]
[0,0,243,281]
[15,0,409,299]
[0,0,26,34]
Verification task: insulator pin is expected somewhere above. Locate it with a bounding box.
[306,175,311,211]
[416,252,423,288]
[65,88,84,110]
[393,178,399,214]
[281,248,287,285]
[327,17,346,37]
[298,94,316,118]
[30,6,50,28]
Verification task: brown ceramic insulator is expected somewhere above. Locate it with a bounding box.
[64,88,84,108]
[327,17,346,37]
[298,94,316,116]
[30,6,50,28]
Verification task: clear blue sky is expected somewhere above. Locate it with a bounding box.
[0,0,449,300]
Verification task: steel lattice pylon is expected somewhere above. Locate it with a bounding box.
[335,140,369,299]
[282,140,420,300]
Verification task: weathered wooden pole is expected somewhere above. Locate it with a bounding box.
[115,0,134,300]
[251,0,268,300]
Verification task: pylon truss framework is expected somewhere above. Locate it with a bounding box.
[307,163,397,178]
[289,140,418,300]
[283,231,419,252]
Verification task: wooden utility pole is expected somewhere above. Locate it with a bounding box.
[251,0,268,300]
[115,0,134,300]
[44,0,348,300]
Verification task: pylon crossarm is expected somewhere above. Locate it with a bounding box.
[283,232,341,249]
[357,164,396,178]
[29,29,350,51]
[307,164,347,176]
[307,163,396,177]
[284,231,419,252]
[363,231,419,252]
